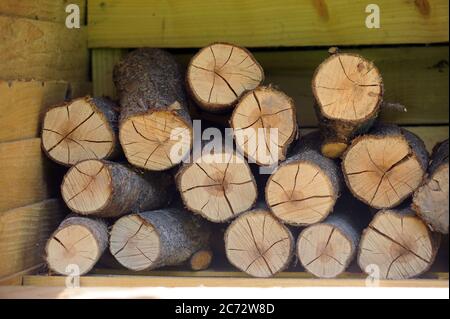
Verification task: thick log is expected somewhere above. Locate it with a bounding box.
[296,193,370,278]
[224,208,294,278]
[266,131,341,226]
[45,216,108,276]
[110,209,211,271]
[186,43,264,113]
[413,139,449,234]
[176,146,257,223]
[231,86,298,166]
[312,50,383,158]
[41,96,119,166]
[114,48,193,171]
[342,124,428,209]
[61,159,173,217]
[358,208,440,280]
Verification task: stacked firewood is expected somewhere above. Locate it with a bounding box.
[41,44,448,280]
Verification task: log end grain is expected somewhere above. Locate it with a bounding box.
[46,217,108,276]
[342,127,427,209]
[177,150,257,223]
[42,96,118,166]
[312,53,383,123]
[358,209,438,280]
[231,86,298,166]
[187,43,264,112]
[225,209,294,278]
[62,159,113,216]
[189,249,213,271]
[321,141,348,159]
[297,223,355,278]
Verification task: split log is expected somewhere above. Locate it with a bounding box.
[358,208,440,280]
[342,125,428,209]
[46,216,108,276]
[224,208,294,278]
[114,48,192,171]
[61,159,173,217]
[110,209,211,271]
[42,96,119,166]
[296,193,370,278]
[231,86,298,166]
[413,139,449,234]
[312,50,383,158]
[176,147,257,223]
[266,131,341,226]
[187,43,264,113]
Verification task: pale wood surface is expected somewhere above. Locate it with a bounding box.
[0,138,56,212]
[0,0,86,23]
[87,0,449,48]
[0,200,65,278]
[0,16,88,82]
[0,80,91,143]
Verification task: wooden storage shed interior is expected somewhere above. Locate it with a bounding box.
[0,0,449,290]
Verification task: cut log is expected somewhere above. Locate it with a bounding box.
[189,249,213,271]
[342,125,428,209]
[312,51,383,158]
[61,159,173,218]
[224,208,294,278]
[46,216,108,276]
[266,131,341,226]
[413,139,449,234]
[42,96,119,166]
[176,148,257,223]
[358,208,439,280]
[296,193,370,278]
[114,48,192,171]
[110,209,211,271]
[231,86,298,166]
[186,43,264,113]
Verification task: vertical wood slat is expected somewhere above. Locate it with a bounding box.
[92,48,128,99]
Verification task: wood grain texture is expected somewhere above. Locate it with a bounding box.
[94,46,448,126]
[87,0,449,48]
[0,80,91,143]
[0,200,65,279]
[0,0,86,23]
[21,274,449,288]
[92,49,127,99]
[0,138,55,212]
[0,16,88,81]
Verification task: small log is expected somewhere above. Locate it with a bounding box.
[266,131,341,226]
[114,48,192,171]
[110,209,211,271]
[312,51,383,158]
[186,43,264,113]
[61,159,173,217]
[176,147,257,223]
[224,208,294,278]
[42,96,119,166]
[358,208,440,280]
[342,124,428,209]
[189,249,213,271]
[45,216,108,276]
[296,193,370,278]
[231,86,298,166]
[413,139,449,234]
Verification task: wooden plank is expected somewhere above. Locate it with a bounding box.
[0,80,91,143]
[0,0,86,24]
[0,265,44,286]
[22,274,449,288]
[92,49,127,99]
[0,138,56,212]
[0,200,65,279]
[87,0,449,48]
[0,16,88,82]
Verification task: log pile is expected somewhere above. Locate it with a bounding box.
[40,45,447,280]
